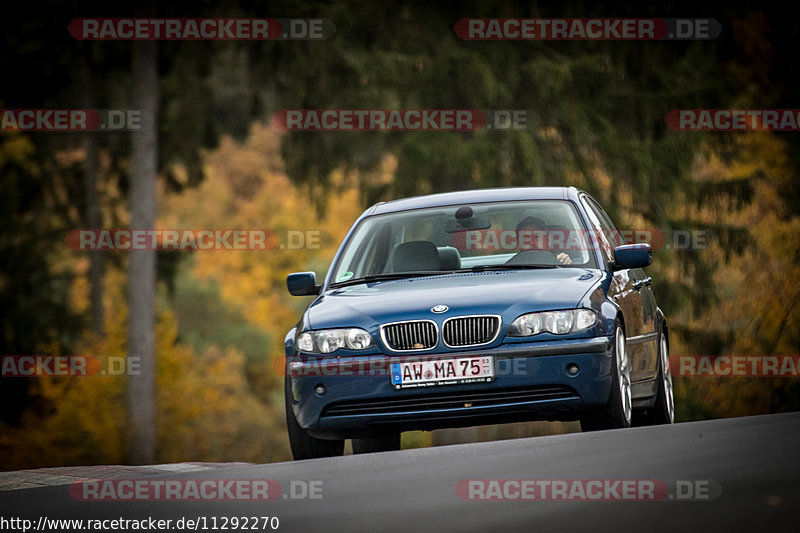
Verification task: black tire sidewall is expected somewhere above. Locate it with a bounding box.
[581,320,631,431]
[284,376,344,459]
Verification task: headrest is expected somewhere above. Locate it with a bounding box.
[437,246,461,270]
[392,241,441,272]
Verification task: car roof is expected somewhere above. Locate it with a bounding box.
[367,186,583,215]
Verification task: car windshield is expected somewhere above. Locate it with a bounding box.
[330,200,597,285]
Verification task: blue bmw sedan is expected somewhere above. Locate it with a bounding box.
[284,187,673,459]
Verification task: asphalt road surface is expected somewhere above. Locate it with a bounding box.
[1,412,798,532]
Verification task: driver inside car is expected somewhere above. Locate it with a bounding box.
[515,216,573,265]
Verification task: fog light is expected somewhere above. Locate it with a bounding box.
[566,363,579,376]
[315,384,326,395]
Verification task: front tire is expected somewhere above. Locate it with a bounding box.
[581,320,632,431]
[285,378,344,460]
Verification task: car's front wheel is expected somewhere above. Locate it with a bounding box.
[285,378,344,460]
[581,320,632,431]
[351,434,401,454]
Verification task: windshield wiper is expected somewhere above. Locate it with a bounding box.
[330,264,559,288]
[459,264,560,272]
[330,271,451,288]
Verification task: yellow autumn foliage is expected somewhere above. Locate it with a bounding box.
[161,123,364,381]
[670,133,800,418]
[1,123,367,468]
[1,264,290,468]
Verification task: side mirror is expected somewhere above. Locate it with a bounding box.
[612,244,652,270]
[287,271,320,296]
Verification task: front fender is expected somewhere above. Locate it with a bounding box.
[285,327,297,356]
[580,283,619,338]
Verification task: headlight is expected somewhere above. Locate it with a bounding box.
[315,330,346,353]
[574,309,597,331]
[508,309,597,337]
[297,328,374,353]
[346,328,373,350]
[297,332,314,352]
[508,313,542,336]
[544,311,574,334]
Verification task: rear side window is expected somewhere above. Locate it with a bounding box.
[581,196,623,263]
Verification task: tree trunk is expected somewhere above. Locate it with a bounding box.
[127,37,158,465]
[81,43,104,334]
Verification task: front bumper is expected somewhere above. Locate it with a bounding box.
[287,336,614,439]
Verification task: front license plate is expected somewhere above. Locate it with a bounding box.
[391,356,494,389]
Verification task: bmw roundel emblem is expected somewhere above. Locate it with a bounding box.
[431,305,449,314]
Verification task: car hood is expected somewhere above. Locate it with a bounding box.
[306,269,603,329]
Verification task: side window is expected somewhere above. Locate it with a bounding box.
[591,198,626,245]
[581,196,617,263]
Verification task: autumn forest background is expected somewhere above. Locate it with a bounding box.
[2,1,800,469]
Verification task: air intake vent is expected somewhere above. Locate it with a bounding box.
[322,386,579,417]
[443,316,500,347]
[381,320,438,351]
